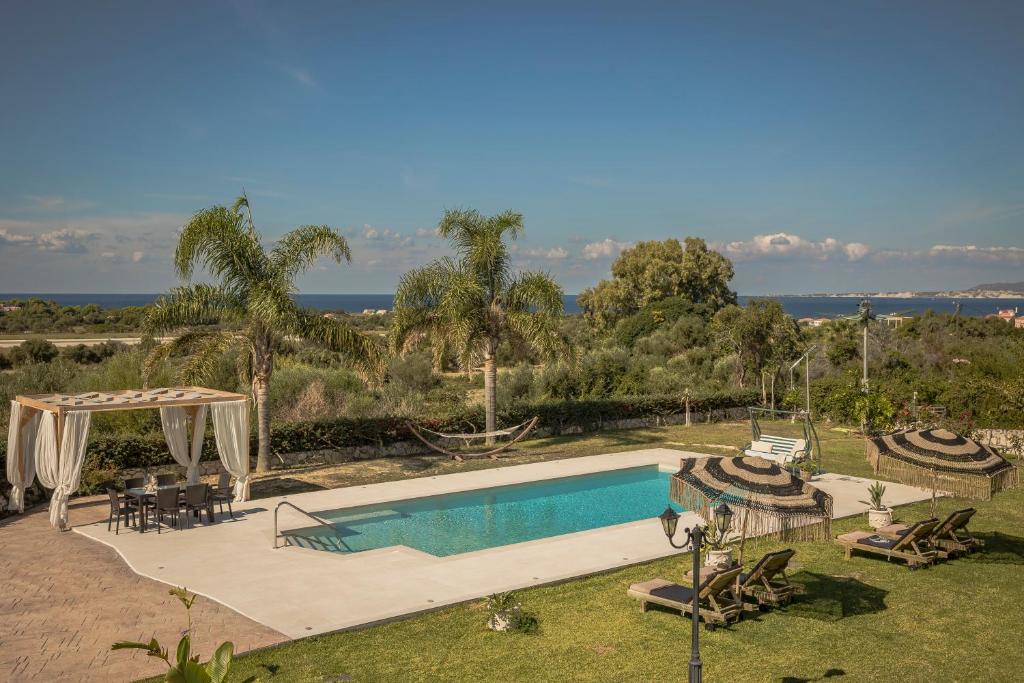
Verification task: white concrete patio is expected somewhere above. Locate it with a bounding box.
[74,448,935,639]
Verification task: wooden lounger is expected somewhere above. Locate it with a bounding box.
[738,549,797,607]
[835,518,939,569]
[876,508,981,556]
[628,566,743,629]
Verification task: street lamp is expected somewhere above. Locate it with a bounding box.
[659,503,733,683]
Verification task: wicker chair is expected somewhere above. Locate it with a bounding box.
[105,488,136,534]
[156,473,178,487]
[183,484,213,527]
[123,476,145,490]
[211,471,234,519]
[152,486,184,533]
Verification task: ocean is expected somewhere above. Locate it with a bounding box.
[0,293,1021,319]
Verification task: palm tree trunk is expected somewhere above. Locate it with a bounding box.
[252,336,274,473]
[483,339,498,445]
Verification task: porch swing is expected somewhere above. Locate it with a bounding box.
[742,407,823,471]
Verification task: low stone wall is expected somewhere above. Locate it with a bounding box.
[976,429,1024,456]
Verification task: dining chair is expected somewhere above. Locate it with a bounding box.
[211,471,234,519]
[153,486,184,533]
[106,488,136,534]
[156,473,177,487]
[123,476,145,490]
[183,483,212,527]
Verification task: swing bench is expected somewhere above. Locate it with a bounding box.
[406,416,540,461]
[742,407,822,470]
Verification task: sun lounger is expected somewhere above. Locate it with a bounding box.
[876,508,980,556]
[685,549,798,608]
[835,518,939,569]
[628,566,743,629]
[738,549,797,606]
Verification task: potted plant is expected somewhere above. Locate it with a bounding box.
[487,592,522,632]
[797,459,815,482]
[703,515,734,569]
[860,481,892,529]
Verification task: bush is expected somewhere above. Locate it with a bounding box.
[9,338,59,365]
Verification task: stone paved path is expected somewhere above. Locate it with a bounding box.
[0,496,286,682]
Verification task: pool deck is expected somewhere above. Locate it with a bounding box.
[73,448,936,639]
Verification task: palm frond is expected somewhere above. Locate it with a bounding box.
[174,202,268,290]
[142,330,230,386]
[270,225,352,283]
[145,284,244,333]
[176,332,245,386]
[291,312,385,380]
[506,270,564,316]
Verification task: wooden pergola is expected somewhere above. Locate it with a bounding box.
[7,386,251,529]
[13,386,248,443]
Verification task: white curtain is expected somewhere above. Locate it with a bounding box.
[34,410,92,529]
[211,400,250,502]
[160,405,208,484]
[5,402,40,512]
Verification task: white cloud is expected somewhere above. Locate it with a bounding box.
[582,238,632,260]
[415,227,438,237]
[721,232,873,262]
[131,250,145,263]
[361,225,379,240]
[928,244,1024,263]
[37,228,93,253]
[524,246,569,260]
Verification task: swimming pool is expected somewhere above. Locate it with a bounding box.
[285,465,680,557]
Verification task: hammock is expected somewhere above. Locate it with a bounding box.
[406,416,540,461]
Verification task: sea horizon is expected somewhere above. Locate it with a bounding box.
[1,292,1022,319]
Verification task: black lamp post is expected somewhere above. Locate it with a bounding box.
[659,503,734,683]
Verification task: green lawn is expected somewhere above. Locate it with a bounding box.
[224,423,1024,683]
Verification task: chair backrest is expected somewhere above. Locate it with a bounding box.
[937,508,976,536]
[699,566,743,598]
[106,488,121,511]
[759,435,805,456]
[217,470,231,490]
[742,549,796,586]
[123,476,144,490]
[156,473,177,486]
[156,486,180,510]
[894,518,939,549]
[185,483,208,506]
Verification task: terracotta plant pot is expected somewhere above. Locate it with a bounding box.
[867,507,893,530]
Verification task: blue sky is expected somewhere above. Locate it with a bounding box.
[1,0,1022,294]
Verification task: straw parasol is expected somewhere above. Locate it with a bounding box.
[670,456,833,544]
[867,428,1018,501]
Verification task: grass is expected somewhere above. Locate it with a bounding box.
[221,422,1024,682]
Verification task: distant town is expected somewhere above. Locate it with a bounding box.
[797,282,1024,299]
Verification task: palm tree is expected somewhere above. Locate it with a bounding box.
[145,195,380,472]
[391,208,565,442]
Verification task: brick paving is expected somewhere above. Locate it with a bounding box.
[0,496,286,682]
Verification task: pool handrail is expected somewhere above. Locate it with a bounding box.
[273,501,340,549]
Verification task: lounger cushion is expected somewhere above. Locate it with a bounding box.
[748,440,773,454]
[837,530,874,543]
[876,523,910,536]
[856,535,898,549]
[629,578,696,605]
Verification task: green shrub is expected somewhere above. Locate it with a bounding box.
[9,338,59,365]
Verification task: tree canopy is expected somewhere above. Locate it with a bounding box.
[578,237,736,329]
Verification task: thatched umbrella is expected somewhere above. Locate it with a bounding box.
[670,456,834,549]
[867,428,1018,501]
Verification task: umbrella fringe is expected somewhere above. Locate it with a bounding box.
[670,477,833,542]
[873,455,1019,501]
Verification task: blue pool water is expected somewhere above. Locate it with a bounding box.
[287,466,679,557]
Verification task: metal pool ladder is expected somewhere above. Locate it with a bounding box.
[273,501,342,550]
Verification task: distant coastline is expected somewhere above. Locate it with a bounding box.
[2,292,1023,319]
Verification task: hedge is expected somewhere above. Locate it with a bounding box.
[1,390,759,495]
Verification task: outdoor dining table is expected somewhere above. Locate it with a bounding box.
[124,485,183,533]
